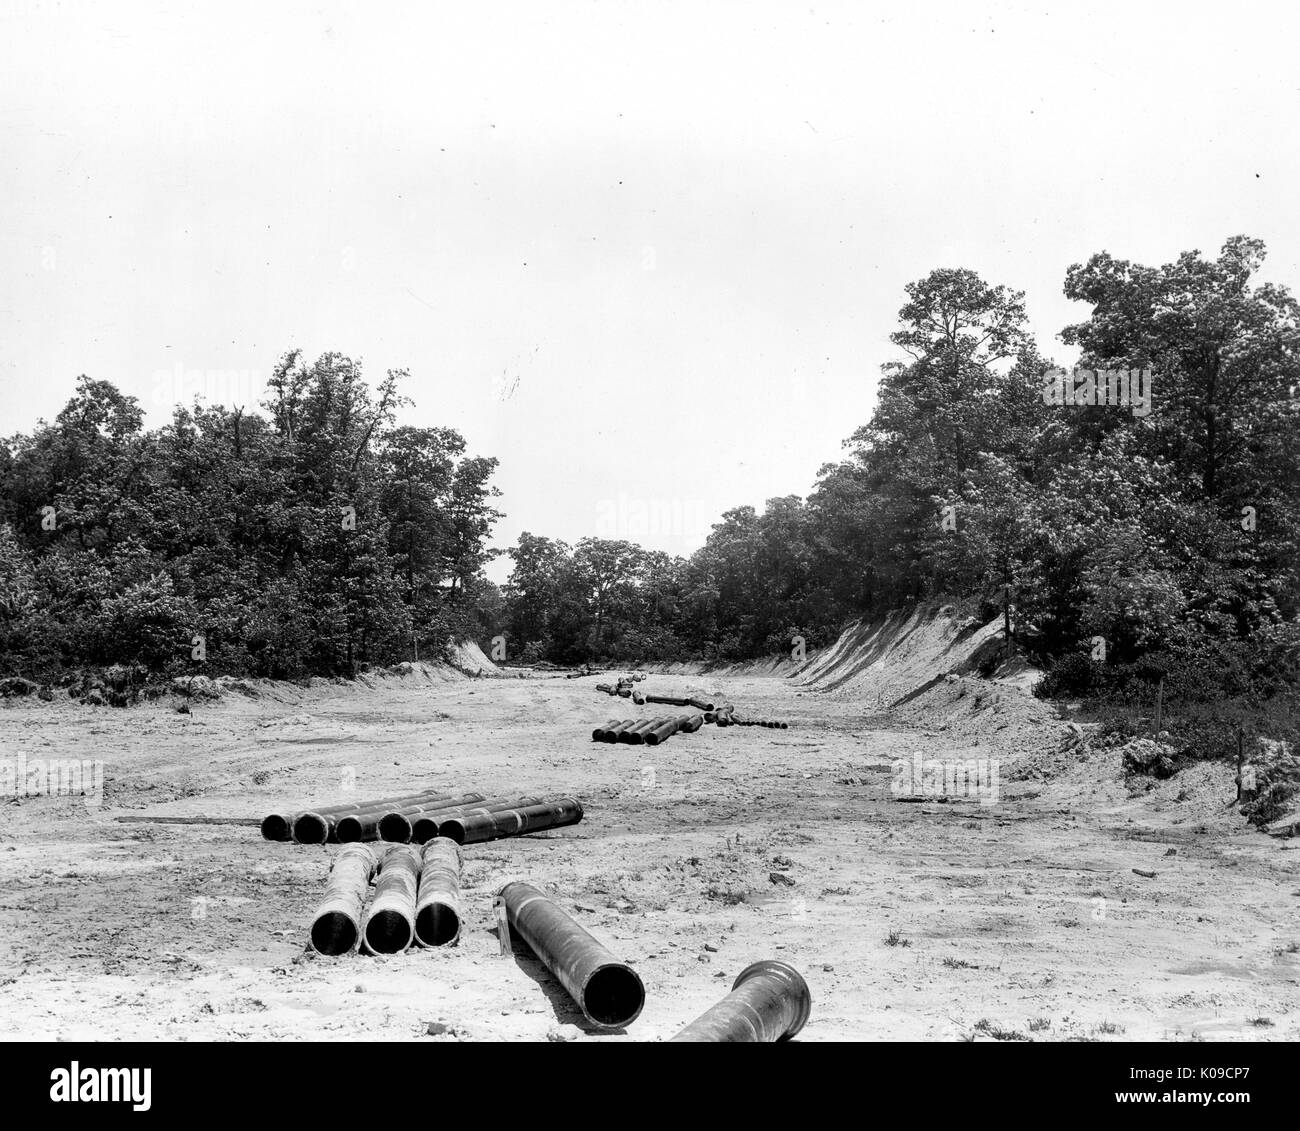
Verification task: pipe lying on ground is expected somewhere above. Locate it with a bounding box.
[441,798,584,845]
[643,718,683,746]
[375,793,488,843]
[411,795,543,843]
[308,843,379,956]
[670,960,812,1042]
[678,713,705,734]
[688,697,716,712]
[591,718,622,741]
[632,690,646,705]
[593,719,636,742]
[595,683,615,695]
[414,837,463,947]
[361,844,421,955]
[288,789,457,845]
[335,793,484,843]
[499,881,644,1029]
[617,718,666,745]
[644,694,692,707]
[263,787,452,842]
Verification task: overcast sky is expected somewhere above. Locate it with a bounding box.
[3,1,1298,582]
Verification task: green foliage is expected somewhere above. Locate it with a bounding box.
[0,353,503,680]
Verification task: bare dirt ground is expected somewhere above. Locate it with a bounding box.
[0,669,1296,1042]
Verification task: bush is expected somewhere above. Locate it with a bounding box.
[1034,652,1101,698]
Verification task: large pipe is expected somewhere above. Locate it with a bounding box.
[599,719,638,743]
[617,718,665,745]
[361,844,421,955]
[643,718,682,746]
[499,881,644,1029]
[677,713,705,734]
[308,843,379,956]
[688,697,716,712]
[441,798,584,845]
[411,795,543,843]
[263,786,453,842]
[334,793,482,844]
[591,718,622,741]
[644,694,692,707]
[289,789,458,844]
[375,793,488,843]
[414,837,463,947]
[670,961,812,1042]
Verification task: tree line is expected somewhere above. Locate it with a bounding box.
[2,236,1297,720]
[503,236,1300,715]
[0,351,503,679]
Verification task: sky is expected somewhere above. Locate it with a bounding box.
[3,1,1298,583]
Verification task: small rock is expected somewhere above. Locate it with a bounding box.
[822,964,834,972]
[546,1024,582,1042]
[425,1021,451,1036]
[703,942,718,952]
[769,872,796,887]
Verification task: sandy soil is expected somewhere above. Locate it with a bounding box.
[0,669,1296,1042]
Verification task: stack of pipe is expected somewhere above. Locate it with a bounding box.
[262,787,464,844]
[592,714,704,745]
[308,836,469,955]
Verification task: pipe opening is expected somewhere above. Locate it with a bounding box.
[293,814,329,844]
[439,819,468,845]
[335,817,364,843]
[583,964,646,1028]
[363,910,412,954]
[310,912,358,956]
[411,818,438,843]
[261,814,289,841]
[415,904,462,947]
[643,733,661,746]
[378,814,412,843]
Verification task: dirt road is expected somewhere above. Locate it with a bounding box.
[0,670,1295,1041]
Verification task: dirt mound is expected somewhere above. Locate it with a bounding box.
[442,639,502,677]
[644,654,808,677]
[794,604,1055,748]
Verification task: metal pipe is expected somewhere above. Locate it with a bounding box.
[290,789,457,844]
[411,795,543,843]
[645,695,692,707]
[374,793,487,843]
[677,713,705,734]
[600,719,638,742]
[688,697,716,711]
[361,844,421,955]
[643,718,682,746]
[670,960,812,1042]
[264,786,452,842]
[591,718,622,741]
[617,718,665,745]
[442,798,584,845]
[414,837,463,947]
[499,881,644,1029]
[308,843,379,956]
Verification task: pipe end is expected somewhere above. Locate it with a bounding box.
[732,960,812,1040]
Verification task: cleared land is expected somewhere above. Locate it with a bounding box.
[0,667,1296,1041]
